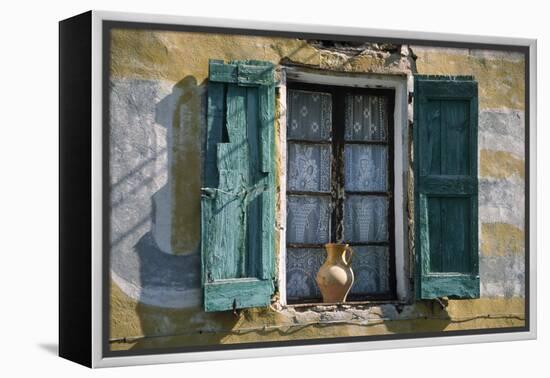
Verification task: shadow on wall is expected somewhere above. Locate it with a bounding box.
[152,76,202,255]
[130,76,239,349]
[110,76,205,307]
[381,300,451,334]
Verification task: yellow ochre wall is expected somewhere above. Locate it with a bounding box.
[108,29,526,352]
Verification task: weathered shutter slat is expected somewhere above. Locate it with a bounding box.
[259,85,273,173]
[209,61,238,83]
[204,81,225,188]
[204,279,274,310]
[202,60,276,312]
[202,79,225,285]
[417,177,476,194]
[414,75,479,299]
[258,84,275,278]
[238,65,274,86]
[209,61,274,86]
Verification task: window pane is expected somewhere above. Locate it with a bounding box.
[349,246,390,295]
[286,248,325,300]
[345,94,387,141]
[287,89,332,141]
[287,195,331,244]
[344,195,388,242]
[288,143,331,192]
[344,144,387,192]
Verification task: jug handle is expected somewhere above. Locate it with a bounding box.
[344,245,353,266]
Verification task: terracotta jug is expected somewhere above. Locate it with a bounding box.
[316,243,354,303]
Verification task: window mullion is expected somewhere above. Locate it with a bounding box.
[331,88,346,243]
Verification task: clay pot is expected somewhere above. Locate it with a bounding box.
[316,243,354,303]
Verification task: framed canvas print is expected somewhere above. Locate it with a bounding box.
[59,10,537,368]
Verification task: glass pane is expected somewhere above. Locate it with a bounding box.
[349,246,390,295]
[287,89,332,141]
[344,195,388,242]
[287,195,331,244]
[286,248,325,300]
[288,143,331,192]
[345,94,388,141]
[344,144,387,192]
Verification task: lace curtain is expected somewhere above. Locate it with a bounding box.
[286,89,391,301]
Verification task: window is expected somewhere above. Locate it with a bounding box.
[285,83,396,303]
[200,60,480,313]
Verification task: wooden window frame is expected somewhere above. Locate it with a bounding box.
[285,81,397,304]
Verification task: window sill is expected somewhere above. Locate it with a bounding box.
[281,299,410,311]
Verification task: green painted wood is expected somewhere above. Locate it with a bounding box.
[442,100,470,175]
[202,75,225,285]
[207,85,249,281]
[417,176,476,195]
[209,60,274,85]
[246,86,261,277]
[259,85,274,173]
[414,75,479,299]
[427,196,442,273]
[204,279,275,311]
[415,80,477,98]
[202,60,276,312]
[420,275,480,299]
[258,84,275,279]
[427,197,471,273]
[420,99,441,176]
[204,81,225,188]
[238,64,274,86]
[442,197,471,272]
[209,61,238,83]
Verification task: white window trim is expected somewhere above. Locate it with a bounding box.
[277,66,411,306]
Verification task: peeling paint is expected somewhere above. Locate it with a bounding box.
[481,223,524,256]
[479,177,525,229]
[111,29,321,82]
[110,279,525,351]
[480,150,524,179]
[109,29,527,351]
[479,109,525,158]
[412,46,525,110]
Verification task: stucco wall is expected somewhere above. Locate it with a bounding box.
[108,29,526,351]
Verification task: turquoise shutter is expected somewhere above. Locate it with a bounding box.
[414,75,479,299]
[201,60,276,312]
